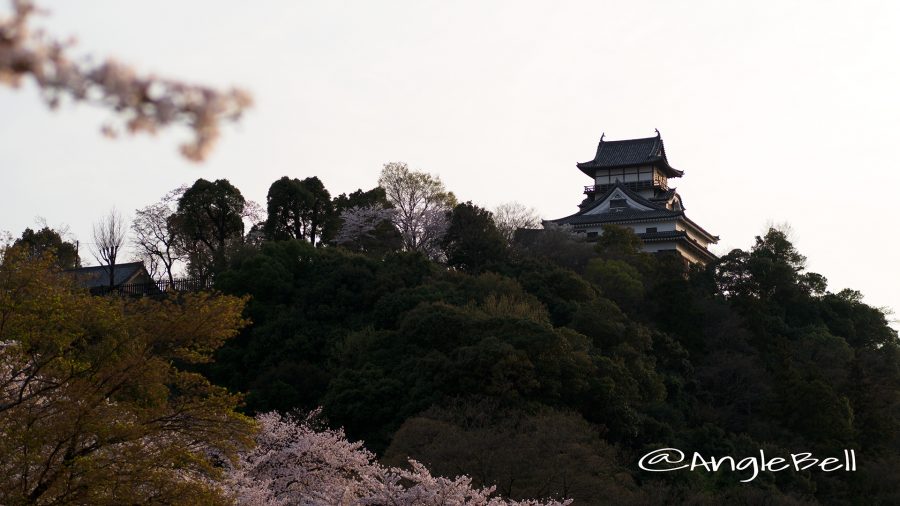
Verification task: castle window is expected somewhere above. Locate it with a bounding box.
[587,232,598,238]
[609,198,627,209]
[646,227,657,233]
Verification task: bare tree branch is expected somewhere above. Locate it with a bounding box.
[132,187,186,284]
[493,202,541,244]
[91,208,126,288]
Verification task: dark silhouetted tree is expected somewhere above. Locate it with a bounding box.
[264,176,311,241]
[175,178,245,276]
[442,202,508,272]
[264,176,331,245]
[13,226,80,269]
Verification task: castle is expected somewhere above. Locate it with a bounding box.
[549,131,718,264]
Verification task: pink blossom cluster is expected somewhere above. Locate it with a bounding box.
[0,0,251,161]
[226,410,572,506]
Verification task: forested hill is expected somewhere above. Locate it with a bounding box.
[206,219,899,504]
[6,167,898,503]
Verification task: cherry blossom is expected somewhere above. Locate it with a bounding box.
[0,0,251,161]
[226,410,572,506]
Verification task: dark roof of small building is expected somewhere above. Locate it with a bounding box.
[577,132,683,178]
[66,262,148,289]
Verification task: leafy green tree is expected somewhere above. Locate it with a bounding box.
[717,228,818,304]
[209,240,423,414]
[298,176,332,245]
[264,176,310,241]
[849,344,900,453]
[595,224,644,258]
[593,225,656,275]
[513,223,595,273]
[0,246,254,505]
[175,178,246,275]
[13,226,80,269]
[821,289,897,349]
[585,258,644,308]
[442,202,508,272]
[264,176,332,245]
[506,259,596,326]
[324,296,603,450]
[384,401,640,503]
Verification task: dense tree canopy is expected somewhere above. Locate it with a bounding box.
[206,219,900,504]
[11,169,899,504]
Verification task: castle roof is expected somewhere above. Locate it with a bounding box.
[551,182,679,225]
[649,188,677,204]
[639,230,719,263]
[548,182,718,243]
[576,132,683,178]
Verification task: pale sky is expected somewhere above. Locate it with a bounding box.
[2,1,899,328]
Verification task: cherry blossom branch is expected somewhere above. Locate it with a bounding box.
[0,0,252,161]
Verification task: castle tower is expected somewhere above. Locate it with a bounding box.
[549,131,719,264]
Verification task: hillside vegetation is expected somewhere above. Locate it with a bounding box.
[208,214,899,504]
[5,168,898,504]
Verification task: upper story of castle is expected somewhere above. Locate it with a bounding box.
[578,130,681,202]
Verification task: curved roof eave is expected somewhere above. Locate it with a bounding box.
[681,215,720,243]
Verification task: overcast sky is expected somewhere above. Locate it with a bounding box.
[2,1,899,327]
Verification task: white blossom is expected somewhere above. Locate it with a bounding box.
[378,162,455,260]
[334,205,395,249]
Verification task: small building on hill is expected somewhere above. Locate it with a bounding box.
[548,131,718,264]
[67,262,157,295]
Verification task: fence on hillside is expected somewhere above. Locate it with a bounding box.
[89,277,214,296]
